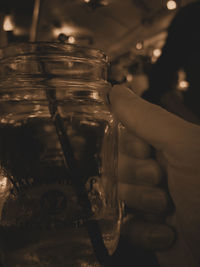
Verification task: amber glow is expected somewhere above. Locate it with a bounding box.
[166,0,177,10]
[126,74,133,82]
[68,36,76,44]
[136,42,143,50]
[177,69,189,91]
[52,24,77,38]
[153,48,162,58]
[3,15,14,31]
[178,81,189,91]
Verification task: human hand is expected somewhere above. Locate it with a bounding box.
[118,123,175,251]
[109,85,200,267]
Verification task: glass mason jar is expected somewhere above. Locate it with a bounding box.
[0,42,122,267]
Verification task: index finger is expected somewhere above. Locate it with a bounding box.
[119,126,151,159]
[109,85,194,152]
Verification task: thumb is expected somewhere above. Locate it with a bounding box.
[109,85,193,152]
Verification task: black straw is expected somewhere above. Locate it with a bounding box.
[38,49,111,266]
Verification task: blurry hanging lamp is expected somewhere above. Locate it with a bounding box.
[2,14,15,43]
[28,0,112,265]
[3,15,14,32]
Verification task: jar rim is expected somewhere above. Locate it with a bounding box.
[0,42,108,62]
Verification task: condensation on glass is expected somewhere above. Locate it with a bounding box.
[0,42,122,267]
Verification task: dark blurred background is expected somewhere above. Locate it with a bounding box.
[0,0,197,97]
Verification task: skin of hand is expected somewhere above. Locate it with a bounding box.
[109,85,200,267]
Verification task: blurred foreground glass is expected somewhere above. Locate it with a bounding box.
[0,43,122,266]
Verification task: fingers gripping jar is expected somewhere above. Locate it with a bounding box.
[0,43,121,267]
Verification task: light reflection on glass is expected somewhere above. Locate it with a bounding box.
[90,91,99,100]
[52,24,77,38]
[0,177,8,193]
[24,95,30,100]
[104,125,109,134]
[68,61,74,68]
[0,168,12,219]
[34,105,41,111]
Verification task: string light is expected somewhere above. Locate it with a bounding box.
[68,36,76,43]
[0,176,9,193]
[178,80,189,91]
[177,69,189,91]
[126,74,133,82]
[151,48,162,63]
[153,48,162,58]
[166,0,177,10]
[3,15,14,31]
[136,42,143,50]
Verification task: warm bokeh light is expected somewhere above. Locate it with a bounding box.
[13,27,26,36]
[178,80,189,91]
[91,91,99,100]
[177,69,189,91]
[84,0,91,2]
[126,74,133,82]
[3,15,14,31]
[101,0,109,6]
[68,36,76,44]
[52,24,77,38]
[153,48,162,58]
[136,42,143,50]
[166,0,177,10]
